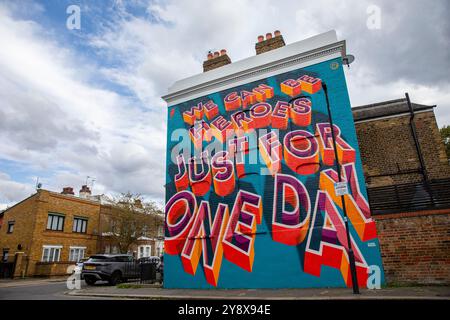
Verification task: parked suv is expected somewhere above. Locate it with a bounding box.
[82,254,136,285]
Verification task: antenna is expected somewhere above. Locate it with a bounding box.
[35,177,42,190]
[86,176,96,189]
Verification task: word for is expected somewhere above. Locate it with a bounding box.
[176,123,355,197]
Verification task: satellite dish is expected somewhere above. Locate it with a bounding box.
[342,54,355,67]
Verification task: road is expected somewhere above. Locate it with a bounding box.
[0,279,120,300]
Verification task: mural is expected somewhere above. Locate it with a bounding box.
[164,57,385,288]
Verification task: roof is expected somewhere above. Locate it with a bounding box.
[352,98,435,122]
[163,30,347,106]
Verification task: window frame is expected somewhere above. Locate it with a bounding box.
[69,246,86,262]
[41,245,62,262]
[72,217,88,233]
[46,213,65,231]
[138,245,152,259]
[7,221,14,234]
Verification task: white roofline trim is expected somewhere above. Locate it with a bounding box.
[163,31,346,106]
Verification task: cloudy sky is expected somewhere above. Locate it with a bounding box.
[0,0,449,209]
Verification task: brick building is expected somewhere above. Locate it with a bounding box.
[0,186,164,278]
[353,98,450,187]
[163,29,450,288]
[352,98,450,285]
[0,210,4,229]
[97,203,164,259]
[0,187,100,277]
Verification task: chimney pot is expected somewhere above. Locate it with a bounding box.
[79,185,92,198]
[203,50,232,72]
[255,30,285,55]
[61,187,74,195]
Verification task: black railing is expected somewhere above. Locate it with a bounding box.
[123,259,159,284]
[367,178,450,215]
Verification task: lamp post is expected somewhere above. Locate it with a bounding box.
[322,82,360,294]
[288,82,360,294]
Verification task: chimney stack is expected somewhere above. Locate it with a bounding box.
[79,185,92,199]
[255,30,285,55]
[203,49,231,72]
[61,187,74,195]
[134,199,143,208]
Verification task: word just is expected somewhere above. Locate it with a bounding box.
[171,122,355,196]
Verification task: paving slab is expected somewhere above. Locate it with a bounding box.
[66,285,450,300]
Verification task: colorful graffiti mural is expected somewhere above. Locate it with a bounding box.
[164,57,384,288]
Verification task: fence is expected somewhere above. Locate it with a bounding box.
[367,178,450,215]
[123,259,159,284]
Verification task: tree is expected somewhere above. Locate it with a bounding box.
[440,125,450,160]
[101,193,164,254]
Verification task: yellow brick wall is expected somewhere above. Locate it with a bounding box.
[0,190,101,276]
[0,193,38,267]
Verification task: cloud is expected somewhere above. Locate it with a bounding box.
[0,0,449,208]
[0,172,35,209]
[0,2,165,204]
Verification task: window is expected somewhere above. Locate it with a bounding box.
[156,242,164,256]
[138,245,151,259]
[2,249,9,262]
[73,217,87,233]
[69,247,86,262]
[7,221,14,233]
[47,214,64,231]
[41,245,62,262]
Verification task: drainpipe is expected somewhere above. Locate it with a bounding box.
[405,93,434,207]
[405,93,428,182]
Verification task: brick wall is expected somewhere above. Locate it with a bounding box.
[0,190,101,276]
[0,194,38,265]
[355,111,450,187]
[376,211,450,285]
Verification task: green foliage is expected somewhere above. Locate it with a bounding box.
[102,192,164,254]
[440,125,450,159]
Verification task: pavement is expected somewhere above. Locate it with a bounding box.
[67,284,450,300]
[1,277,449,300]
[0,278,121,300]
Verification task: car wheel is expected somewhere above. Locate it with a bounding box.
[84,277,97,286]
[109,271,122,286]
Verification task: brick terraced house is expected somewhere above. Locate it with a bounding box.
[0,187,101,277]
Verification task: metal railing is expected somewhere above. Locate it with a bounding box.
[123,259,159,284]
[367,178,450,215]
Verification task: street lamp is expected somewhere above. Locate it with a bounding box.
[288,82,360,294]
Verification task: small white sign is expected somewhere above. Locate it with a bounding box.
[334,182,348,197]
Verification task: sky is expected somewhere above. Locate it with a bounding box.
[0,0,449,209]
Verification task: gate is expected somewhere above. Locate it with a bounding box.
[124,258,158,284]
[0,262,15,279]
